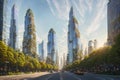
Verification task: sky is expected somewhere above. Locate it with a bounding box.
[6,0,108,59]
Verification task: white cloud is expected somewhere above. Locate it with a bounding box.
[86,0,107,35]
[85,0,93,12]
[72,0,87,18]
[46,0,70,20]
[46,0,56,16]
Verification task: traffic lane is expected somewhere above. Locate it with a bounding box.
[47,73,60,80]
[64,72,97,80]
[62,72,81,80]
[26,73,53,80]
[66,72,111,80]
[76,72,120,80]
[28,72,60,80]
[92,74,120,80]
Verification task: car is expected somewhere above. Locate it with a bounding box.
[50,70,54,73]
[74,70,84,75]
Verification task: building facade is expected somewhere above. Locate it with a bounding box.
[94,39,97,49]
[0,0,7,44]
[107,0,120,45]
[88,39,97,54]
[9,4,17,49]
[88,40,94,54]
[38,41,44,61]
[47,28,56,64]
[67,7,80,63]
[23,9,37,57]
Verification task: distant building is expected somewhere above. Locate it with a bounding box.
[94,39,97,49]
[88,40,94,54]
[23,9,37,57]
[84,48,88,56]
[56,50,59,67]
[67,7,80,64]
[47,28,57,64]
[88,39,97,54]
[0,0,7,44]
[38,41,44,61]
[9,4,17,49]
[63,53,66,66]
[107,0,120,45]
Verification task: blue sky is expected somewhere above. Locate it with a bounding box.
[7,0,108,58]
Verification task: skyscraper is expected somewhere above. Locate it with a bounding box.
[88,40,94,54]
[67,7,80,63]
[107,0,120,45]
[23,9,37,57]
[9,4,17,49]
[88,39,97,54]
[0,0,7,43]
[47,28,56,64]
[38,41,44,61]
[94,39,97,49]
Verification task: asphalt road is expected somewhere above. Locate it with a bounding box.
[27,72,120,80]
[0,72,120,80]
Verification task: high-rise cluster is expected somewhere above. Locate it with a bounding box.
[23,9,37,57]
[67,7,80,63]
[107,0,120,45]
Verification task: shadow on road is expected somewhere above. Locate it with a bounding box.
[21,73,56,80]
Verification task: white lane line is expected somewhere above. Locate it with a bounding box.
[59,72,63,80]
[95,77,106,80]
[45,74,54,80]
[66,72,82,80]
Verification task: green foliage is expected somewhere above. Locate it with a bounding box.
[0,41,58,75]
[64,33,120,74]
[0,41,7,62]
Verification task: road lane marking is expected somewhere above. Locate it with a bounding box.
[59,72,63,80]
[65,72,81,80]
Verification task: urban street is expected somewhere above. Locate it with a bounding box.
[0,0,120,80]
[1,71,120,80]
[28,72,120,80]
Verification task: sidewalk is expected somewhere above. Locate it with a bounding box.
[0,72,50,80]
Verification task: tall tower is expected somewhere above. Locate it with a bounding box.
[107,0,120,45]
[23,9,37,57]
[94,39,97,49]
[84,48,88,56]
[47,28,56,64]
[9,4,17,49]
[39,41,44,61]
[67,7,80,63]
[0,0,7,44]
[88,40,94,54]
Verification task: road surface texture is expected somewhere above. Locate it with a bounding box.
[0,72,49,80]
[28,72,120,80]
[0,71,120,80]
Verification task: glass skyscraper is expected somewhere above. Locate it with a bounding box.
[67,7,80,63]
[47,28,57,64]
[0,0,7,44]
